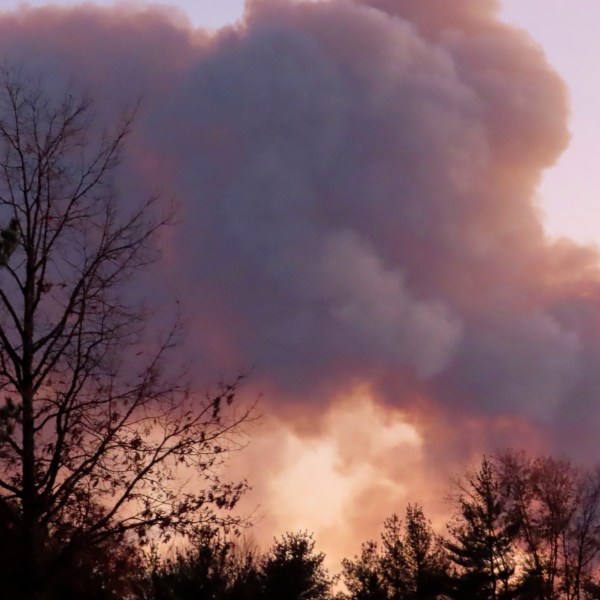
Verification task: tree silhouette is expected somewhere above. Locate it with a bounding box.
[343,505,450,600]
[147,527,261,600]
[446,457,517,600]
[260,531,336,600]
[0,68,253,599]
[401,505,451,599]
[343,539,389,600]
[497,451,600,600]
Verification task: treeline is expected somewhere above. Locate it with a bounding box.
[47,449,599,600]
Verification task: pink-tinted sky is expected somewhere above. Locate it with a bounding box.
[499,0,600,245]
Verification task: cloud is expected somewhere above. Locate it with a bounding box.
[0,0,597,556]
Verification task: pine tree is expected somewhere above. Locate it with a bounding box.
[402,505,451,600]
[343,506,450,600]
[446,457,517,600]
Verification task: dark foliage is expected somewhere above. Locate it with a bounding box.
[136,450,600,600]
[343,505,451,600]
[144,529,335,600]
[145,527,261,600]
[445,457,517,600]
[260,531,336,600]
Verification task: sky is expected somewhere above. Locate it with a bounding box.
[1,0,600,566]
[499,0,600,246]
[3,0,598,245]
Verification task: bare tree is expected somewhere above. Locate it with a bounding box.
[497,451,600,600]
[0,68,253,599]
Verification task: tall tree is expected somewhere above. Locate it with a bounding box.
[446,457,517,600]
[567,469,600,600]
[401,505,451,600]
[380,513,409,599]
[0,68,252,599]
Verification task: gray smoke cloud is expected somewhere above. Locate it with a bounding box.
[0,0,597,546]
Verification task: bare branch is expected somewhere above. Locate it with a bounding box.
[0,67,254,598]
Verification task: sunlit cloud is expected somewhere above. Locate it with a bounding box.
[231,388,426,564]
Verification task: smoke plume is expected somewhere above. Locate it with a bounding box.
[0,0,597,562]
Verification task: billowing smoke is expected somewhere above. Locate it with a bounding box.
[1,0,598,561]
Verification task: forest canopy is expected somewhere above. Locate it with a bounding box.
[137,450,600,600]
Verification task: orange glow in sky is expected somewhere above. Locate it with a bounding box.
[229,388,431,565]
